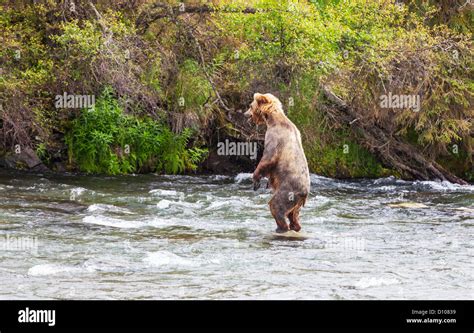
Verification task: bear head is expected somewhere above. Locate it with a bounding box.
[244,93,284,125]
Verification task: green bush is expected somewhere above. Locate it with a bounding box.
[280,73,390,178]
[65,87,207,175]
[173,59,213,111]
[1,0,471,180]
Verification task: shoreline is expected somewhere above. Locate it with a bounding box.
[1,165,472,186]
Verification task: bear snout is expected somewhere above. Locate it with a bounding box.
[244,109,252,118]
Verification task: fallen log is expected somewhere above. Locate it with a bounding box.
[320,85,469,185]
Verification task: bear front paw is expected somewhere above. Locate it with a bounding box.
[253,179,261,191]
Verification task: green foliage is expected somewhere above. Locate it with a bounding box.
[173,59,213,111]
[306,135,392,179]
[315,1,472,146]
[213,0,471,179]
[282,73,390,178]
[0,3,56,148]
[1,0,471,180]
[438,138,474,182]
[65,87,207,175]
[52,20,103,57]
[159,127,209,174]
[215,0,334,80]
[142,57,164,97]
[35,142,49,164]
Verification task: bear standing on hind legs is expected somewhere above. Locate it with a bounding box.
[244,93,311,233]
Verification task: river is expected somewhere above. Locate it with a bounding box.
[0,169,472,299]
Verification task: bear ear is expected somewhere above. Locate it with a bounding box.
[253,93,270,105]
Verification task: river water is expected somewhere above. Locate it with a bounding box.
[0,169,472,299]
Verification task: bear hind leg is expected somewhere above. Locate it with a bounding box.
[269,197,289,233]
[288,206,301,232]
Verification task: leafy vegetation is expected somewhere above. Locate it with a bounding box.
[66,87,207,174]
[210,0,472,180]
[0,0,471,180]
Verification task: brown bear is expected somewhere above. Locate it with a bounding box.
[244,93,310,233]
